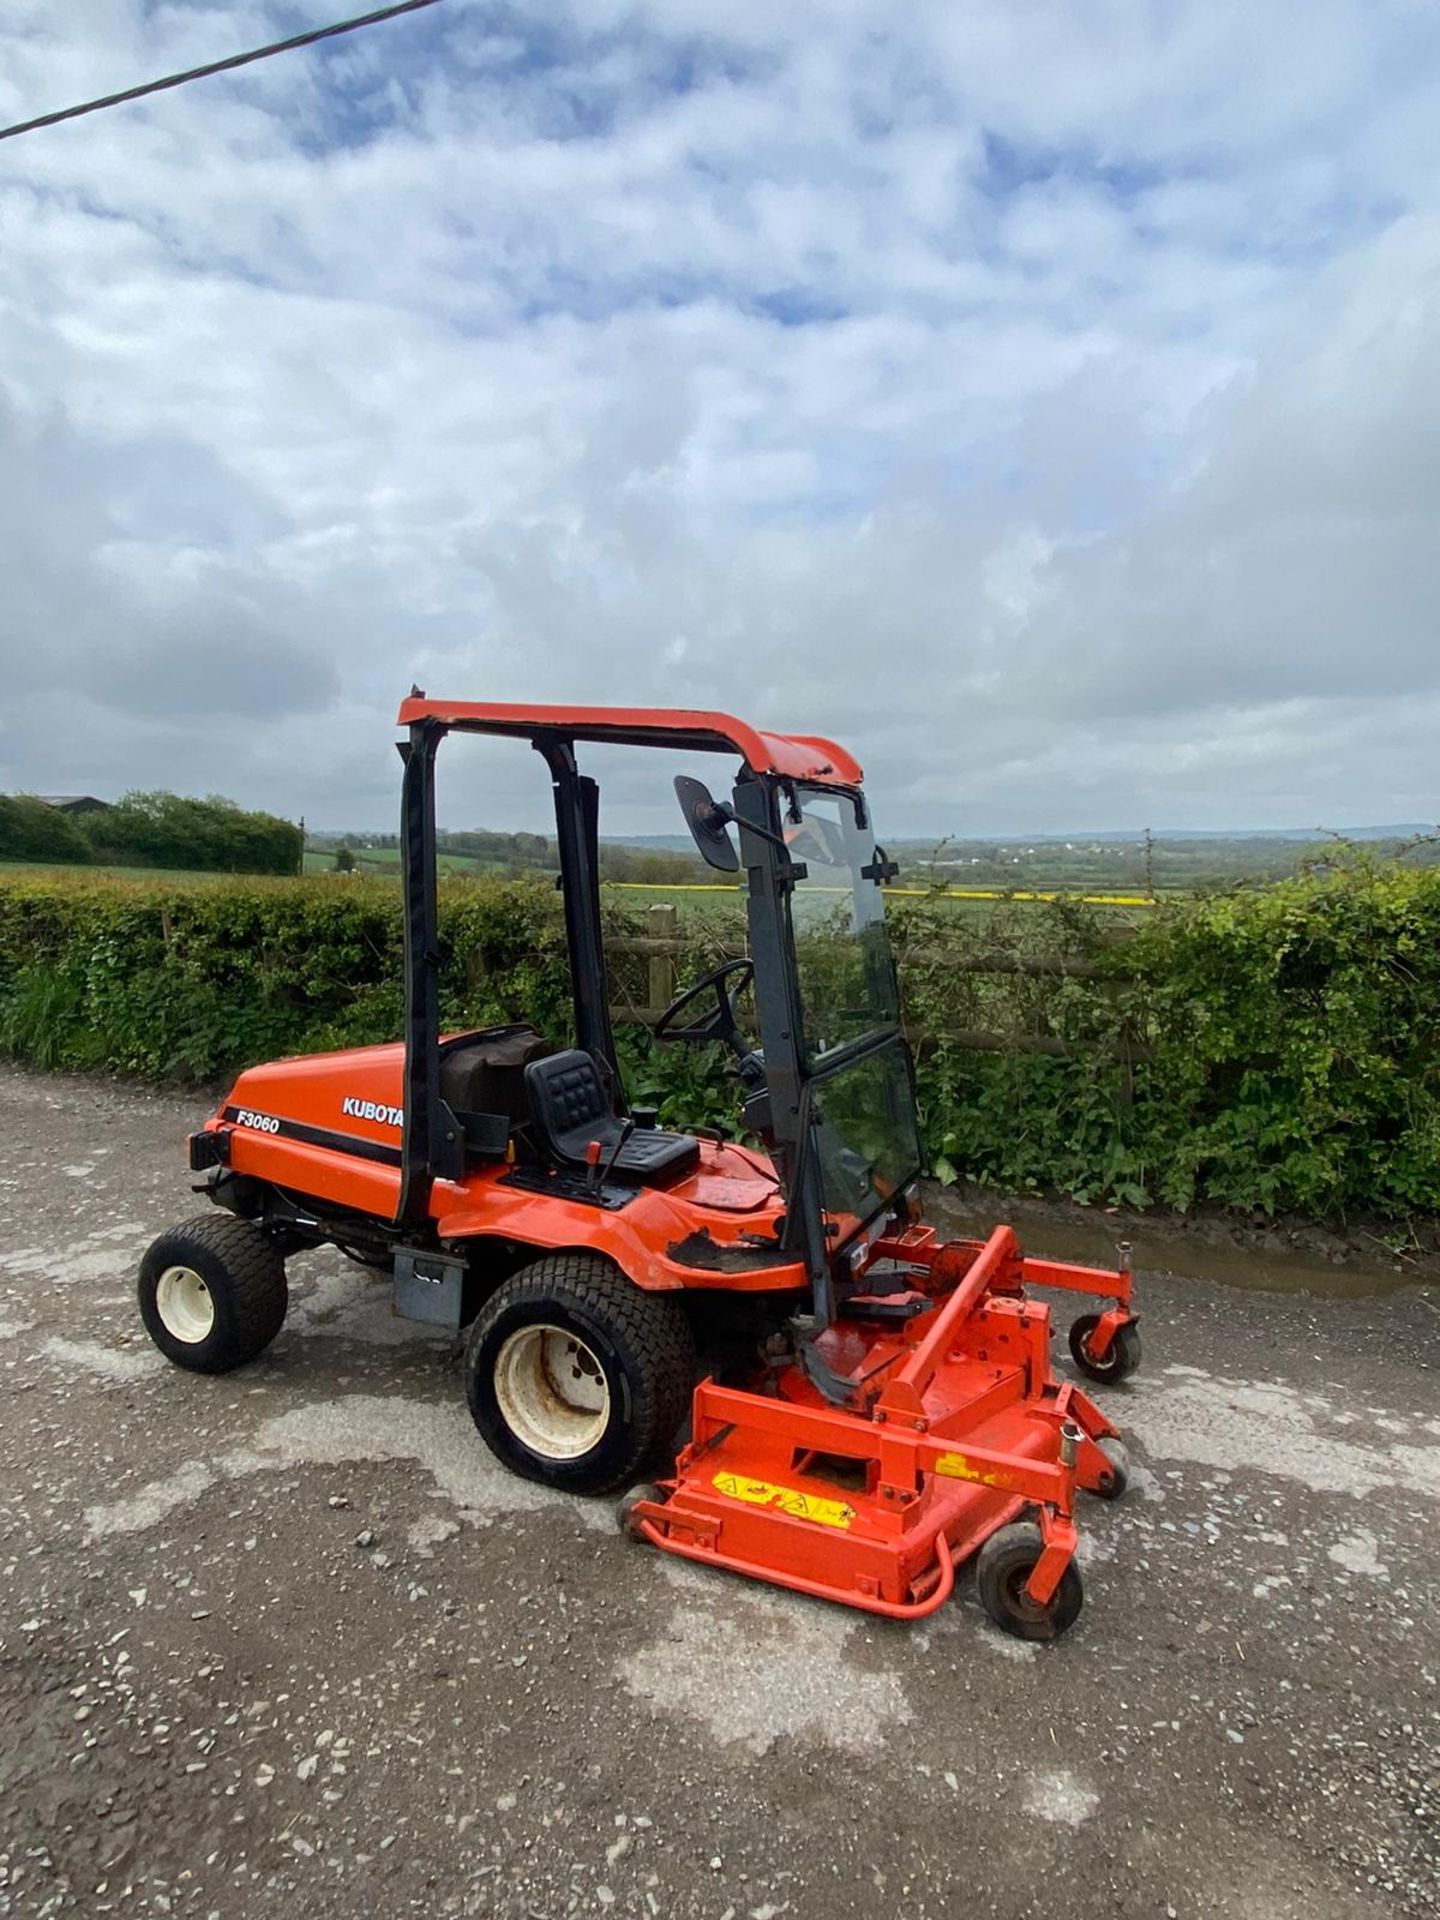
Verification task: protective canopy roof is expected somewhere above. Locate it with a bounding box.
[395,698,863,787]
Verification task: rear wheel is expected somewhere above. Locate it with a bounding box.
[464,1254,694,1494]
[138,1215,288,1374]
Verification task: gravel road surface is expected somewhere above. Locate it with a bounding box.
[0,1066,1436,1919]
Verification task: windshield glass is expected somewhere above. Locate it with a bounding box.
[811,1039,922,1231]
[788,787,901,1059]
[783,787,921,1234]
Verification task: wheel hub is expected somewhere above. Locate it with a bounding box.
[493,1324,610,1460]
[154,1264,216,1344]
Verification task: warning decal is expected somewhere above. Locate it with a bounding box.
[712,1472,855,1530]
[933,1451,1005,1487]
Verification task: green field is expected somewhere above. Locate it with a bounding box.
[597,881,1158,924]
[0,857,260,886]
[2,855,1162,929]
[302,845,498,878]
[601,880,744,918]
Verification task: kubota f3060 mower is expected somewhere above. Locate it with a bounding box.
[140,698,1140,1638]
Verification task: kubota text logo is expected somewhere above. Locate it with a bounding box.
[342,1096,404,1129]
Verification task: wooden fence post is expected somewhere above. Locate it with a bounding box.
[648,902,678,1015]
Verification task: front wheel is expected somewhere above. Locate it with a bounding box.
[464,1254,695,1494]
[617,1483,664,1542]
[138,1214,288,1373]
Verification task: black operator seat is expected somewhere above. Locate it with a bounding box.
[524,1050,700,1185]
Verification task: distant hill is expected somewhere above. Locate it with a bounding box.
[305,820,1439,894]
[309,823,1436,849]
[898,821,1436,844]
[608,825,1437,848]
[605,834,702,852]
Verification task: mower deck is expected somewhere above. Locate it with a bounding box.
[626,1226,1129,1631]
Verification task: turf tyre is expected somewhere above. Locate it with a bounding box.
[465,1254,694,1495]
[138,1214,288,1374]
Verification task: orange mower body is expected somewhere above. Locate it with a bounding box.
[144,699,1141,1641]
[211,1038,808,1298]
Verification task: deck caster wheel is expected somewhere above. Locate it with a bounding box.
[976,1522,1084,1641]
[1092,1437,1129,1501]
[1069,1313,1142,1386]
[618,1484,662,1542]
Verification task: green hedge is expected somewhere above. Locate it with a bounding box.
[0,872,728,1127]
[3,859,1439,1220]
[0,874,559,1080]
[897,859,1440,1219]
[82,791,302,875]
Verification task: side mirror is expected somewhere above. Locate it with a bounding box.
[674,775,740,873]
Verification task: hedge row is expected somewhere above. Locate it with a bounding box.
[3,859,1439,1220]
[0,872,736,1138]
[892,864,1440,1220]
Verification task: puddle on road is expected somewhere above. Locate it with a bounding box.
[928,1189,1426,1299]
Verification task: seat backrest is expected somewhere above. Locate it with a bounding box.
[524,1049,615,1156]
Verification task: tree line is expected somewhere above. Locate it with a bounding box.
[0,792,301,876]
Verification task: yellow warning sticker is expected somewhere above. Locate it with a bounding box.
[933,1451,1005,1488]
[712,1472,855,1530]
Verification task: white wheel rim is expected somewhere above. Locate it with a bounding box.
[493,1323,610,1460]
[155,1264,216,1344]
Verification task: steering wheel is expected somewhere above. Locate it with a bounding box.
[654,957,755,1059]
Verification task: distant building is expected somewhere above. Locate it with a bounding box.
[37,795,111,815]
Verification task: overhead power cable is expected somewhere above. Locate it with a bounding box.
[0,0,447,144]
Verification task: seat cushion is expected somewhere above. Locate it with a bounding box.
[524,1050,700,1185]
[610,1128,699,1181]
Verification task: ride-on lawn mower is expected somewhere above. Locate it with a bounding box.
[139,698,1140,1638]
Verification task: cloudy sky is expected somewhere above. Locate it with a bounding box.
[2,2,1439,836]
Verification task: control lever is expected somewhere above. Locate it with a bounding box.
[586,1121,636,1197]
[599,1118,636,1190]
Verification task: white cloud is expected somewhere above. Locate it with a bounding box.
[0,1,1438,832]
